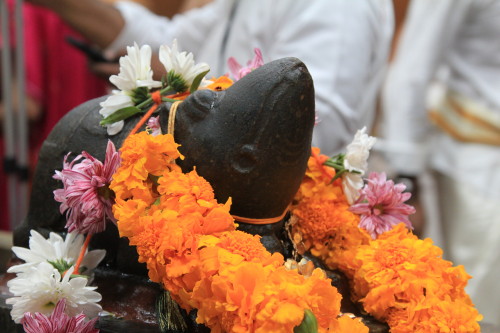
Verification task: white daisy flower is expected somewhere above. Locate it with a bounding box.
[99,43,161,135]
[159,39,210,92]
[98,93,133,135]
[8,230,105,276]
[342,127,376,204]
[110,42,161,91]
[7,262,102,323]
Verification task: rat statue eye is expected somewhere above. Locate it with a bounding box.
[181,89,217,122]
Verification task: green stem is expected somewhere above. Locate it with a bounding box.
[136,85,173,109]
[323,160,344,169]
[330,169,347,183]
[162,97,179,103]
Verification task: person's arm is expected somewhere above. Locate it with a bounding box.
[107,0,226,55]
[26,0,124,49]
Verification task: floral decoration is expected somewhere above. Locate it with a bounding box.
[146,115,161,136]
[290,144,482,332]
[227,48,264,81]
[7,262,102,323]
[22,298,99,333]
[323,127,376,204]
[53,140,121,235]
[8,230,105,276]
[99,39,211,135]
[110,131,369,332]
[8,41,483,333]
[159,39,210,92]
[99,43,161,135]
[349,172,415,239]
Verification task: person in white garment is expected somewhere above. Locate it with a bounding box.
[25,0,394,157]
[381,0,500,325]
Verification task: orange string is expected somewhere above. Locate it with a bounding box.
[231,205,290,225]
[129,91,163,136]
[73,233,93,275]
[166,91,190,101]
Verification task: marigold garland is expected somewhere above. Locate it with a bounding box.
[290,147,483,332]
[290,147,370,277]
[110,133,366,332]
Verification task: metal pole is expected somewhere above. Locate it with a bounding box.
[1,0,18,229]
[14,0,28,227]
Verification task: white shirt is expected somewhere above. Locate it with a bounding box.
[109,0,394,156]
[381,0,500,196]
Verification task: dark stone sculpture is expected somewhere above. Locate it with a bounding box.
[13,57,315,274]
[5,57,389,332]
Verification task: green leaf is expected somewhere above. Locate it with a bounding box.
[100,106,142,125]
[167,70,188,93]
[294,309,318,333]
[47,259,73,274]
[131,86,150,105]
[190,69,210,93]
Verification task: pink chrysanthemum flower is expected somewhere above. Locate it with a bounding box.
[227,48,264,81]
[22,298,99,333]
[349,172,416,239]
[53,140,121,234]
[146,115,161,136]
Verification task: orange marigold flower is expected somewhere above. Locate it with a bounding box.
[191,261,341,333]
[386,298,482,333]
[293,197,360,243]
[113,198,151,237]
[352,223,476,322]
[216,231,272,262]
[119,131,182,176]
[203,75,234,91]
[294,147,339,201]
[330,315,369,333]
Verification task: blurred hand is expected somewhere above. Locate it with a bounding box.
[89,52,167,82]
[88,61,120,80]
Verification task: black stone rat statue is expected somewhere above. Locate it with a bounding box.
[6,56,389,333]
[13,57,315,275]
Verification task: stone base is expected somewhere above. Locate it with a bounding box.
[0,268,162,333]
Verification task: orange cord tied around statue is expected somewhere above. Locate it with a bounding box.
[231,204,290,225]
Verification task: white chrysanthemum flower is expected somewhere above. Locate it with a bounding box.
[8,230,105,276]
[342,127,377,204]
[98,93,133,135]
[110,43,161,91]
[159,39,210,92]
[99,43,161,135]
[7,263,102,323]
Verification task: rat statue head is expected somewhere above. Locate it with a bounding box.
[14,57,315,274]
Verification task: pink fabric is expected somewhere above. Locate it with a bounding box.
[1,4,109,230]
